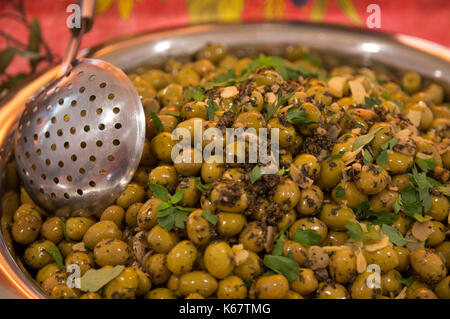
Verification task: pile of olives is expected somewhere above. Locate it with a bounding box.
[3,43,449,299]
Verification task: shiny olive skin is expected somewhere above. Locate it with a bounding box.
[210,181,248,213]
[316,282,350,299]
[116,184,145,209]
[239,222,265,253]
[436,242,450,268]
[178,271,218,297]
[329,249,357,284]
[363,247,399,273]
[254,275,289,299]
[36,263,61,285]
[204,241,234,279]
[317,158,344,189]
[144,253,171,285]
[40,217,64,244]
[234,251,264,281]
[12,214,41,245]
[148,165,178,193]
[93,239,132,267]
[136,198,162,231]
[273,179,301,210]
[435,276,450,299]
[100,205,125,228]
[381,270,402,296]
[146,288,176,299]
[147,225,178,253]
[82,220,122,249]
[319,204,356,231]
[65,251,94,276]
[167,240,198,276]
[351,272,382,299]
[217,212,246,237]
[283,240,307,266]
[125,202,143,228]
[410,249,447,284]
[217,276,247,299]
[186,209,213,246]
[296,185,323,216]
[290,268,318,296]
[24,240,56,269]
[66,217,96,241]
[331,181,368,209]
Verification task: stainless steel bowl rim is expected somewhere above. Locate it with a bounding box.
[0,22,449,299]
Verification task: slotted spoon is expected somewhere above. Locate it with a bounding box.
[14,0,145,215]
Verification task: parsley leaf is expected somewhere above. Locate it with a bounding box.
[381,224,412,247]
[376,150,388,167]
[395,274,415,287]
[286,108,317,125]
[272,227,288,256]
[214,70,236,83]
[277,167,290,175]
[206,99,219,121]
[250,165,262,184]
[381,138,398,151]
[195,177,211,192]
[345,221,381,241]
[335,185,346,198]
[263,255,299,282]
[149,183,169,202]
[202,210,218,225]
[44,246,65,270]
[150,112,163,133]
[353,128,383,151]
[364,96,381,109]
[363,149,373,164]
[293,229,321,247]
[415,156,435,173]
[58,217,74,243]
[184,86,205,101]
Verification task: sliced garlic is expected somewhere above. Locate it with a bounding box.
[349,80,367,104]
[232,244,249,266]
[328,76,348,98]
[72,242,87,252]
[394,287,408,299]
[411,221,433,242]
[406,109,422,127]
[356,248,367,273]
[364,235,389,252]
[220,86,239,98]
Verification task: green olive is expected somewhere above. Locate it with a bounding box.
[204,241,234,279]
[93,239,132,267]
[167,240,198,276]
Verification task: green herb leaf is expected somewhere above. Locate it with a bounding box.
[174,211,188,229]
[264,103,278,121]
[58,217,74,243]
[263,255,299,282]
[150,112,163,133]
[324,151,346,162]
[170,190,184,204]
[184,86,205,101]
[395,274,415,287]
[195,177,211,192]
[149,184,169,202]
[272,228,287,256]
[293,229,321,247]
[393,196,402,213]
[202,210,218,225]
[381,138,398,151]
[376,150,388,167]
[364,96,381,109]
[353,128,382,151]
[80,265,125,292]
[277,167,290,175]
[206,99,219,121]
[415,157,435,173]
[250,165,262,184]
[28,18,41,71]
[277,90,294,108]
[44,246,64,270]
[214,70,236,83]
[244,279,252,288]
[335,185,346,198]
[345,221,381,241]
[158,214,175,231]
[381,224,412,247]
[363,149,373,164]
[286,108,317,125]
[0,47,15,74]
[370,211,398,225]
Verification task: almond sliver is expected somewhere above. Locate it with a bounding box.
[364,235,389,252]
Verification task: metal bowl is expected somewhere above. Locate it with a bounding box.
[0,22,449,298]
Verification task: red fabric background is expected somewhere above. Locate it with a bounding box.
[0,0,449,75]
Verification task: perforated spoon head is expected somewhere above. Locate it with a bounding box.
[14,59,145,215]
